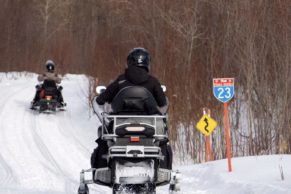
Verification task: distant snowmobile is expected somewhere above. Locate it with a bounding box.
[78,86,180,194]
[31,79,66,113]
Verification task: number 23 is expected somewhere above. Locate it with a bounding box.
[218,87,231,99]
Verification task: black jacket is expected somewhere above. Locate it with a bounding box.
[96,66,167,107]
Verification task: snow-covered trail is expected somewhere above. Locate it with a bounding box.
[0,73,290,194]
[0,73,109,194]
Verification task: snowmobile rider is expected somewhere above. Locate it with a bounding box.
[91,47,172,170]
[96,48,167,112]
[31,60,65,106]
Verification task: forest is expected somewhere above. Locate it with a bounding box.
[0,0,290,163]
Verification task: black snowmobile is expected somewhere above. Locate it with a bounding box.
[31,79,66,113]
[78,86,180,194]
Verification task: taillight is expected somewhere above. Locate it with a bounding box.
[45,96,52,100]
[125,127,145,132]
[130,136,140,142]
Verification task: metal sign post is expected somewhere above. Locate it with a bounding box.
[213,78,234,172]
[223,102,232,172]
[204,108,213,162]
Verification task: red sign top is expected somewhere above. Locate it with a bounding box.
[213,78,234,86]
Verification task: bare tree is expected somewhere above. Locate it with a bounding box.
[0,0,290,162]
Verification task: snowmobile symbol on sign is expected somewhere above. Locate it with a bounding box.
[213,78,234,103]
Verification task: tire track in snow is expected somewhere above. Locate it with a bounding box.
[0,153,17,186]
[0,75,107,193]
[55,112,96,194]
[57,106,93,155]
[0,85,27,186]
[31,115,78,194]
[28,78,94,193]
[56,77,98,193]
[57,77,108,194]
[31,117,64,174]
[0,79,70,192]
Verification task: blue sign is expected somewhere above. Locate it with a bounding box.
[213,78,235,103]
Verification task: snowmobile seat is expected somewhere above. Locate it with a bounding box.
[111,86,161,115]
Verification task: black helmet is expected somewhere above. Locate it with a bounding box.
[45,60,55,72]
[127,47,150,72]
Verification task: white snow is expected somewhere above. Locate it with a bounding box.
[115,160,155,184]
[0,72,290,194]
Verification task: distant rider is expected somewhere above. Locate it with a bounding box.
[31,60,65,107]
[91,47,172,170]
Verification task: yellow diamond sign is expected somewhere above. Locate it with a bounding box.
[196,115,217,136]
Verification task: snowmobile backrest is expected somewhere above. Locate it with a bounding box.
[111,86,161,115]
[43,79,57,88]
[42,79,58,96]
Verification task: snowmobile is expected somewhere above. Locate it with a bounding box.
[78,86,180,194]
[31,80,66,113]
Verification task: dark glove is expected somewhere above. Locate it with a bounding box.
[35,85,41,90]
[96,96,105,105]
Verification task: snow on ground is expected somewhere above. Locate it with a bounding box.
[171,155,291,194]
[0,72,290,194]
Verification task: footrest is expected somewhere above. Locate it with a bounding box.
[156,168,171,186]
[94,167,111,185]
